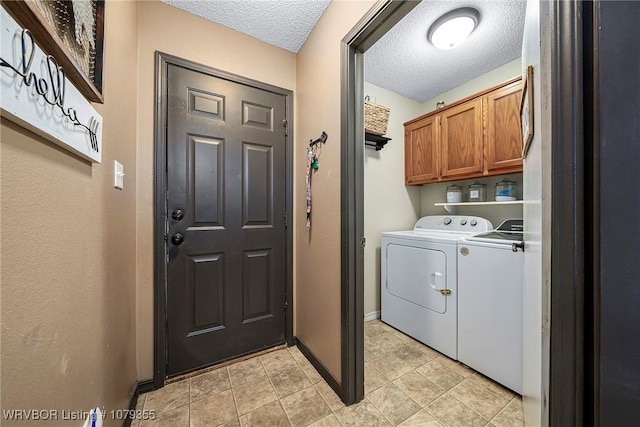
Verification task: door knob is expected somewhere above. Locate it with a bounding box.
[171,233,184,245]
[172,209,185,221]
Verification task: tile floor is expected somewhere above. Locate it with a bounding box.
[135,319,524,426]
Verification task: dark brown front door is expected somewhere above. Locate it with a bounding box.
[165,63,287,376]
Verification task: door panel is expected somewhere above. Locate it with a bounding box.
[242,142,273,227]
[386,244,447,314]
[190,253,225,332]
[404,115,439,184]
[441,98,483,178]
[190,135,225,227]
[242,249,273,322]
[166,64,287,376]
[486,81,523,172]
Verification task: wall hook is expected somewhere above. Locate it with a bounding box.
[309,131,328,147]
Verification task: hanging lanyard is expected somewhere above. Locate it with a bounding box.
[306,147,314,230]
[306,132,326,231]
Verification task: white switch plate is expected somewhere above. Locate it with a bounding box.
[114,160,124,190]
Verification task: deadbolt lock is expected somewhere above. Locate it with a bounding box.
[440,289,452,296]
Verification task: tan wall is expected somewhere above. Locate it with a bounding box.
[295,0,376,382]
[135,0,297,380]
[363,83,423,317]
[0,1,139,425]
[420,59,522,113]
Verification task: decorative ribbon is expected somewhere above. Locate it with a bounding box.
[306,147,314,230]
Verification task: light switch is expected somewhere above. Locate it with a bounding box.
[114,160,124,189]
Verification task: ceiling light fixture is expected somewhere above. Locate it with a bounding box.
[427,7,480,50]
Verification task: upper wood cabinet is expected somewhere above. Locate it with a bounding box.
[485,80,523,173]
[405,115,439,184]
[404,77,523,185]
[441,98,484,178]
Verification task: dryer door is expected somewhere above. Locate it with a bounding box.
[386,244,448,314]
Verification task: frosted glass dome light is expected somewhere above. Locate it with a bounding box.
[428,8,480,50]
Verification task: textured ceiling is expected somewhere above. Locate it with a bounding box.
[161,0,331,53]
[365,0,526,102]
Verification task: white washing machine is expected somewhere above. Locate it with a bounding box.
[457,219,524,393]
[381,215,493,359]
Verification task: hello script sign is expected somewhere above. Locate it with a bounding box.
[0,7,102,163]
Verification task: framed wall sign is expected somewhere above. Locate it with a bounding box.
[521,65,534,158]
[1,7,103,163]
[3,0,105,103]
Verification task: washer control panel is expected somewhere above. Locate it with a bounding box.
[414,215,493,233]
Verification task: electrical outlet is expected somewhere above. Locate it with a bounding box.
[114,160,124,190]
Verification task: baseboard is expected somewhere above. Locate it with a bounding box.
[137,379,155,394]
[123,380,155,427]
[364,310,380,322]
[294,337,344,403]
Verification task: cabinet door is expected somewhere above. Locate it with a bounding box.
[404,115,439,185]
[485,81,523,172]
[441,98,484,178]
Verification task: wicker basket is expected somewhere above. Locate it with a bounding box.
[364,99,390,136]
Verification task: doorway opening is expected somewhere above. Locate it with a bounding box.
[341,1,598,425]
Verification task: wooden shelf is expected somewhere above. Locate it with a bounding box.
[434,200,523,213]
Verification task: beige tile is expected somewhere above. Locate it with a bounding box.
[435,356,474,378]
[261,349,299,376]
[394,371,445,407]
[416,361,465,391]
[490,398,524,427]
[228,358,267,388]
[300,362,324,384]
[401,340,441,360]
[449,379,511,420]
[365,337,391,361]
[145,380,190,413]
[399,408,445,426]
[314,381,345,412]
[372,331,408,351]
[140,405,189,427]
[365,320,389,340]
[280,386,331,427]
[368,383,421,425]
[468,374,516,401]
[387,328,419,345]
[190,389,237,427]
[220,420,241,427]
[394,345,435,370]
[190,368,231,402]
[239,401,290,427]
[268,365,312,398]
[365,362,391,394]
[137,394,147,411]
[288,346,307,364]
[308,414,342,427]
[334,399,392,427]
[377,320,399,333]
[428,394,488,427]
[233,376,278,415]
[370,352,415,380]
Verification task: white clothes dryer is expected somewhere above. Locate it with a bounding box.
[381,215,492,360]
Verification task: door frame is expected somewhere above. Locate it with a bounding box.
[153,52,294,388]
[339,0,421,404]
